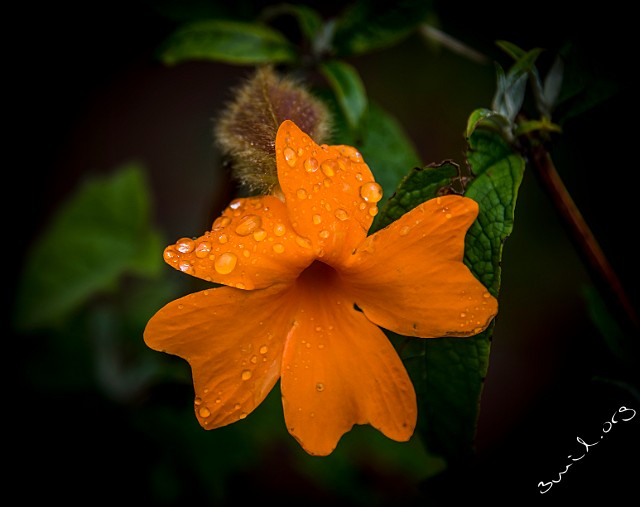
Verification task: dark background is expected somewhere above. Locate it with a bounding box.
[12,1,638,504]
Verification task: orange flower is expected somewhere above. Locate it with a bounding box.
[144,120,498,456]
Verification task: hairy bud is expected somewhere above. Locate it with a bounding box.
[215,66,331,194]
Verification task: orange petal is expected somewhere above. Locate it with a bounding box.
[144,285,295,429]
[342,195,498,337]
[280,262,417,456]
[163,195,315,290]
[275,120,382,266]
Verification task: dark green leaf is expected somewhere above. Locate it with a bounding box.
[14,163,163,331]
[383,127,524,466]
[319,59,368,131]
[465,108,511,138]
[333,0,434,56]
[374,162,458,232]
[262,3,325,42]
[160,20,298,65]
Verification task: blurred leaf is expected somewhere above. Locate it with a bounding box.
[332,0,433,56]
[320,59,368,131]
[14,163,163,331]
[379,127,525,466]
[262,3,325,42]
[159,19,298,65]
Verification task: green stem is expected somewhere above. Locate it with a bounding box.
[529,142,640,334]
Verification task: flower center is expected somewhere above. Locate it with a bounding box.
[297,260,339,287]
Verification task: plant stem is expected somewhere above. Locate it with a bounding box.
[529,142,640,334]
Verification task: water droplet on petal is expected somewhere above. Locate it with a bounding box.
[369,206,378,217]
[304,157,319,172]
[194,397,203,405]
[321,160,336,177]
[316,383,325,392]
[319,230,330,239]
[199,406,211,418]
[195,241,212,258]
[214,252,237,274]
[445,213,452,219]
[179,261,194,273]
[241,370,252,381]
[335,209,349,221]
[483,292,492,299]
[213,216,231,230]
[273,243,285,253]
[176,238,195,253]
[399,226,410,236]
[218,233,228,244]
[296,188,307,199]
[235,215,262,236]
[163,247,177,261]
[259,345,268,354]
[273,223,286,236]
[359,182,383,203]
[253,229,267,241]
[312,214,322,225]
[284,147,297,166]
[295,236,312,249]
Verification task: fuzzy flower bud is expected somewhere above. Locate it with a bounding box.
[215,66,331,194]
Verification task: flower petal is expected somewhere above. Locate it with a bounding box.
[280,262,416,456]
[276,120,382,265]
[144,285,295,429]
[343,195,498,337]
[163,195,315,290]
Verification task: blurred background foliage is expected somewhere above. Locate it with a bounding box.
[11,0,638,504]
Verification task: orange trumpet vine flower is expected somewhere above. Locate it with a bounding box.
[144,119,498,456]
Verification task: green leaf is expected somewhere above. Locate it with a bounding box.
[465,108,511,138]
[380,126,525,466]
[320,59,368,132]
[159,19,298,65]
[14,163,163,331]
[332,0,433,56]
[374,162,458,232]
[262,3,324,42]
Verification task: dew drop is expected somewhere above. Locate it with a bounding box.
[235,215,262,236]
[194,397,203,406]
[198,407,211,418]
[284,147,297,166]
[460,312,467,318]
[335,208,349,221]
[241,370,252,381]
[259,345,268,354]
[218,233,228,244]
[214,252,237,274]
[176,237,195,253]
[273,223,286,236]
[304,157,319,172]
[213,216,231,230]
[321,159,336,177]
[234,403,241,410]
[295,236,312,249]
[483,292,492,299]
[400,226,410,236]
[273,243,285,253]
[239,412,248,420]
[296,188,308,199]
[195,241,212,258]
[319,230,330,239]
[316,383,325,392]
[359,181,383,203]
[312,214,322,225]
[163,247,177,261]
[253,229,267,241]
[445,213,452,219]
[369,206,378,217]
[178,261,194,273]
